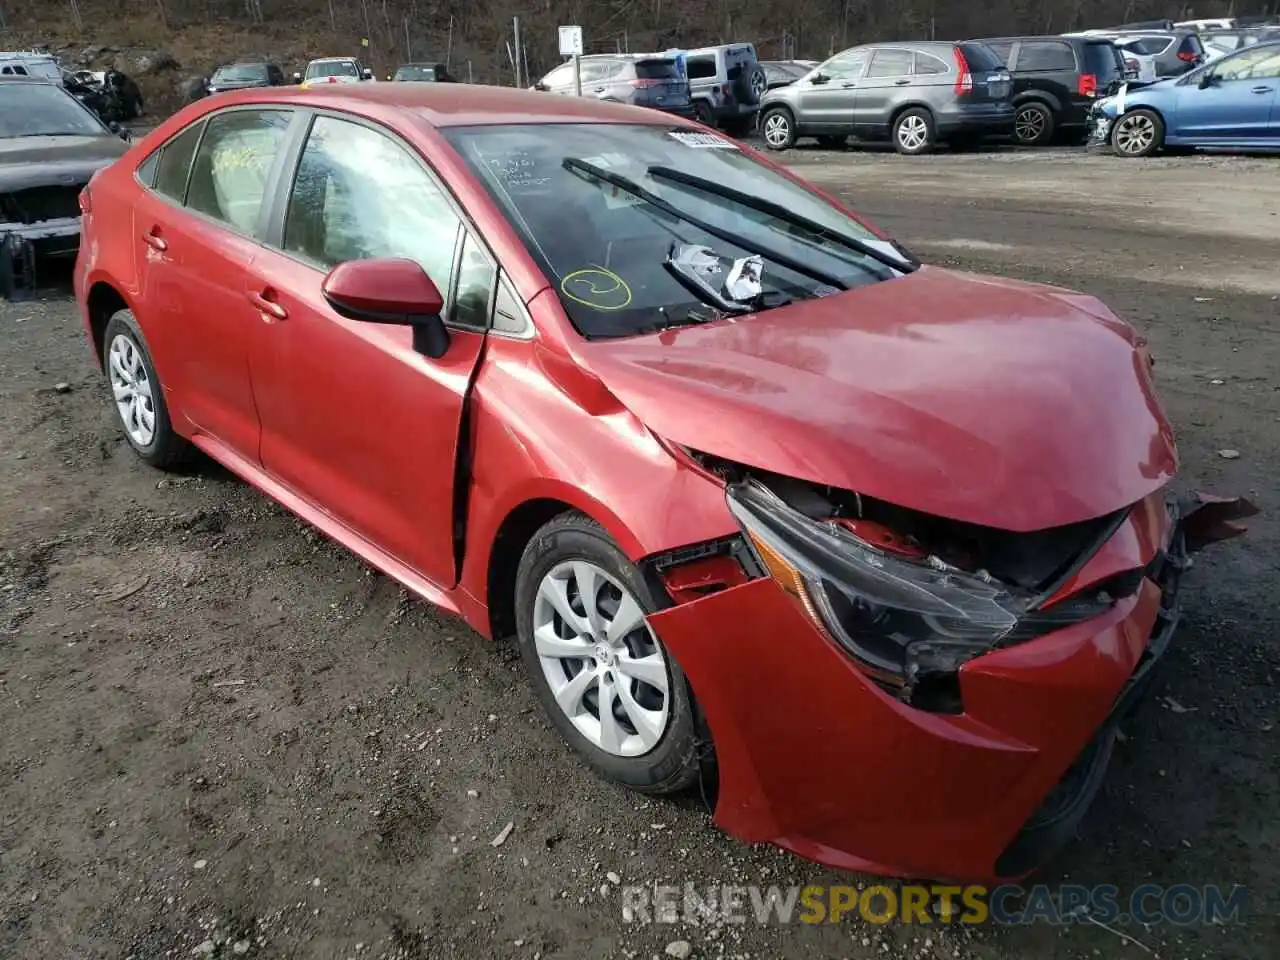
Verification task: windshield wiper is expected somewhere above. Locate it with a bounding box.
[562,158,849,292]
[646,165,917,275]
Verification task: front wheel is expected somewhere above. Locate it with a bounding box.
[515,514,703,794]
[759,108,796,150]
[1111,108,1164,158]
[892,108,935,155]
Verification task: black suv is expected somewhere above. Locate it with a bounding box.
[975,36,1126,145]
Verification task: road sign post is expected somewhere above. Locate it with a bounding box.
[559,25,584,96]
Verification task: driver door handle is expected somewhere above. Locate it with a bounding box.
[841,82,857,88]
[894,78,911,86]
[141,229,167,252]
[247,289,288,321]
[1252,86,1272,94]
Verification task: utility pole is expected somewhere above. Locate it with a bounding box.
[513,17,523,88]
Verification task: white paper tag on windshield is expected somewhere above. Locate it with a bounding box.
[667,131,738,149]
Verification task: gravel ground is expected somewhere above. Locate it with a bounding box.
[1,146,1277,960]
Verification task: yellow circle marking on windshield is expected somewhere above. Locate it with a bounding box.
[560,267,633,311]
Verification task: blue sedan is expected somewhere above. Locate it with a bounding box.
[1089,40,1280,156]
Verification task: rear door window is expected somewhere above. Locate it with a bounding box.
[867,49,914,78]
[153,121,205,201]
[185,109,291,236]
[1016,41,1076,71]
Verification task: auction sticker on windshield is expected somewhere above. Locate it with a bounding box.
[667,131,738,149]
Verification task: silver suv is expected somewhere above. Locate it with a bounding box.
[533,55,692,118]
[681,44,767,134]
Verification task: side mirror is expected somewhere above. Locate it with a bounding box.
[362,68,374,79]
[810,72,831,85]
[108,121,130,141]
[292,72,302,83]
[1198,72,1216,88]
[322,258,450,358]
[533,81,550,91]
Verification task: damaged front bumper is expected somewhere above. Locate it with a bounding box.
[0,218,82,301]
[647,491,1256,881]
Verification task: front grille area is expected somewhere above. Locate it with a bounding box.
[0,185,84,224]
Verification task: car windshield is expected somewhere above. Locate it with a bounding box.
[213,64,268,82]
[443,123,912,340]
[394,65,437,80]
[0,82,105,138]
[307,60,358,79]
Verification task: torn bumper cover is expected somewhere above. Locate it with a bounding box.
[0,218,81,301]
[648,490,1256,882]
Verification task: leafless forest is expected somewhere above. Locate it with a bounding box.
[2,0,1278,88]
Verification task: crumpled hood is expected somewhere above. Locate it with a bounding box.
[0,135,128,192]
[578,266,1177,532]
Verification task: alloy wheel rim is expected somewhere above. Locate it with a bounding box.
[108,334,156,447]
[898,115,928,151]
[532,560,670,757]
[1115,114,1155,155]
[763,113,789,146]
[1015,107,1046,142]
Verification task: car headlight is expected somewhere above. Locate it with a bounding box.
[727,479,1114,702]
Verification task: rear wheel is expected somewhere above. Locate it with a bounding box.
[515,514,702,794]
[693,100,715,127]
[1111,108,1164,157]
[892,108,935,155]
[760,107,796,150]
[1013,101,1055,146]
[103,311,191,470]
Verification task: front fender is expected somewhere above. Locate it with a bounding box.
[459,337,736,624]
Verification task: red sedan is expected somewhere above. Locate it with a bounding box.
[74,83,1253,882]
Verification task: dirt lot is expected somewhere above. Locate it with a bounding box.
[1,147,1277,960]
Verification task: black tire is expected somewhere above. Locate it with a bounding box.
[693,99,715,127]
[815,135,846,150]
[892,107,935,155]
[1110,108,1164,158]
[515,513,703,795]
[1013,101,1055,147]
[759,106,796,151]
[101,311,192,470]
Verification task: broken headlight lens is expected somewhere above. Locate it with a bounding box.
[726,479,1035,693]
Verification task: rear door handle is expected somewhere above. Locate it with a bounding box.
[247,289,288,321]
[141,229,167,252]
[841,82,857,89]
[1252,86,1273,94]
[894,78,911,86]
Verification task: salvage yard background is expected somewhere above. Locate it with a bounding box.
[3,0,1280,113]
[1,145,1276,959]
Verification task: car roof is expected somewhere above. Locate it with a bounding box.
[191,81,701,128]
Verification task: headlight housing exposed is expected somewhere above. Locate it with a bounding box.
[726,479,1114,706]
